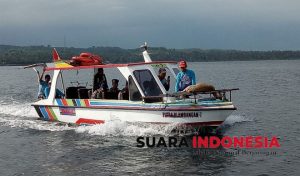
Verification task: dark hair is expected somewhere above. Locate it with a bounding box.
[45,74,51,79]
[98,68,104,72]
[159,68,167,74]
[112,79,119,83]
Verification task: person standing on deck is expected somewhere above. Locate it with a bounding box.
[175,60,196,92]
[33,67,51,99]
[93,68,108,91]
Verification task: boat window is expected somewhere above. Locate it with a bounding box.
[92,67,128,100]
[173,68,179,75]
[152,66,176,93]
[133,69,162,96]
[128,75,142,101]
[63,70,93,99]
[52,68,130,100]
[98,68,126,91]
[55,71,66,98]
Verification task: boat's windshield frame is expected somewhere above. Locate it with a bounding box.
[133,69,163,97]
[47,62,179,102]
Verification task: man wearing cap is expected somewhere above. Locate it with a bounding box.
[175,60,196,92]
[158,68,170,91]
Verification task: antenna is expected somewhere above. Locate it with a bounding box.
[140,42,148,51]
[63,35,66,52]
[140,42,152,62]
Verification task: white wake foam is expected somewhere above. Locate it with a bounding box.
[75,120,177,136]
[75,115,253,136]
[223,114,252,126]
[0,101,37,117]
[0,101,73,131]
[0,117,74,131]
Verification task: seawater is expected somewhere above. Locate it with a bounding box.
[0,60,299,175]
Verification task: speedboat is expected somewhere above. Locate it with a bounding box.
[29,43,238,133]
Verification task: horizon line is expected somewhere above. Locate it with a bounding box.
[0,44,300,52]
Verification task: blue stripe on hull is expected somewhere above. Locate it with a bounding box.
[75,99,81,107]
[56,99,63,106]
[89,101,141,107]
[39,107,49,121]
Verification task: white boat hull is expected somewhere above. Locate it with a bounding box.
[32,99,236,128]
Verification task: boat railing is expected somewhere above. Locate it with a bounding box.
[191,88,239,102]
[70,81,89,87]
[142,88,239,103]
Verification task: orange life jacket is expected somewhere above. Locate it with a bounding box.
[70,53,103,66]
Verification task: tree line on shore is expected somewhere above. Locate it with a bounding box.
[0,45,299,65]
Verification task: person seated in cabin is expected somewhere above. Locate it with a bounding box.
[91,82,108,99]
[118,81,129,100]
[34,67,51,99]
[157,68,170,91]
[93,68,108,91]
[44,81,65,99]
[108,79,120,99]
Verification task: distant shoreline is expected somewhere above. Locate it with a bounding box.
[1,45,299,65]
[1,58,299,67]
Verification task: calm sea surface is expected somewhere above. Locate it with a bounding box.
[0,60,299,175]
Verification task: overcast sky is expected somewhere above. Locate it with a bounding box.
[0,0,299,50]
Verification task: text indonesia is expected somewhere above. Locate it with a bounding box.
[136,136,280,148]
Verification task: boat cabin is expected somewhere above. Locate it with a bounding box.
[43,49,180,104]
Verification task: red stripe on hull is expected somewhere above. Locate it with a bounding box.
[84,99,90,107]
[45,107,54,121]
[76,118,105,125]
[61,99,68,106]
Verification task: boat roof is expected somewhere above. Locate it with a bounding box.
[45,61,178,71]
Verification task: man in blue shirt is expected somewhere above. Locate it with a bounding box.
[34,67,51,99]
[44,81,65,99]
[175,60,196,92]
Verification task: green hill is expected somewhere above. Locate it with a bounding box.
[0,45,299,65]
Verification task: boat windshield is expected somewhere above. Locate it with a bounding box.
[133,69,163,96]
[172,68,179,75]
